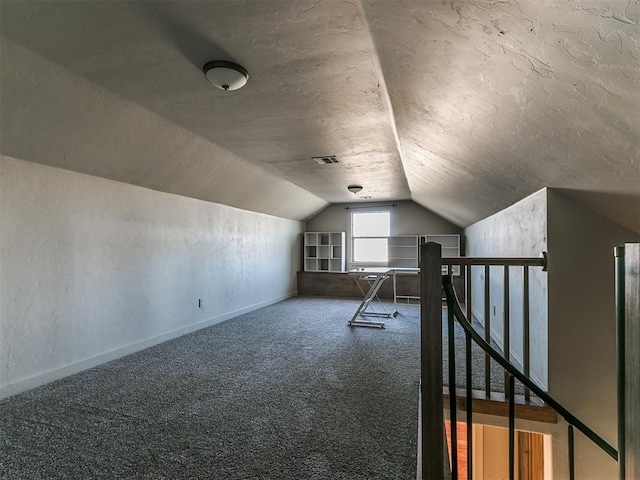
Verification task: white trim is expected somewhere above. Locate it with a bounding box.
[0,291,297,400]
[351,210,391,264]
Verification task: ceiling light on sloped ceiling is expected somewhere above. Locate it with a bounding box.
[347,185,363,194]
[203,61,249,91]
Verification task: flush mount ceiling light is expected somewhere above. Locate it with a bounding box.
[347,185,363,194]
[203,61,249,91]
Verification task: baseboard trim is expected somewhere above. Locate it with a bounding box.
[0,291,297,400]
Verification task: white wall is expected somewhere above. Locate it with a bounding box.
[0,156,303,398]
[306,200,462,270]
[546,189,639,480]
[464,189,548,388]
[465,188,640,479]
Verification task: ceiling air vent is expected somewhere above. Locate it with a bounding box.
[312,156,339,165]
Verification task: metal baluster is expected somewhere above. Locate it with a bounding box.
[447,289,458,479]
[443,262,620,475]
[466,330,473,480]
[484,265,491,397]
[523,265,531,402]
[466,264,472,329]
[568,424,575,480]
[504,266,510,398]
[508,374,515,480]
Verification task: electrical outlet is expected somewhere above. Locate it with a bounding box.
[198,298,204,308]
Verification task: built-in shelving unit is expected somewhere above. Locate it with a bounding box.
[304,231,460,273]
[304,232,346,272]
[388,236,419,268]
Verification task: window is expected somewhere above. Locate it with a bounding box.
[351,211,390,264]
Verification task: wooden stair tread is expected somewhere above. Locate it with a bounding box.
[443,387,558,424]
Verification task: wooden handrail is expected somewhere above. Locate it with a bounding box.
[442,274,618,462]
[419,243,621,479]
[441,252,547,270]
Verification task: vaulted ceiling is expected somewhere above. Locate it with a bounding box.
[1,1,638,230]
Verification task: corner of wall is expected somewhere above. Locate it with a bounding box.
[545,188,639,454]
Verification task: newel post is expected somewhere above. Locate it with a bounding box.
[617,243,640,480]
[420,241,445,479]
[615,246,626,480]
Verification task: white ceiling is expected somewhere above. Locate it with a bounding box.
[1,0,638,229]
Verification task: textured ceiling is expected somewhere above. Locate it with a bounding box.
[1,0,638,228]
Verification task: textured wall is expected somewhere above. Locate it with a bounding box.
[0,156,303,398]
[465,189,548,388]
[466,188,640,479]
[546,190,639,480]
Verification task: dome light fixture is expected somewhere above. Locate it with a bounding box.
[203,61,249,91]
[347,185,363,194]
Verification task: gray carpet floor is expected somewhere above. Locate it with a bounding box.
[0,296,516,480]
[1,297,422,480]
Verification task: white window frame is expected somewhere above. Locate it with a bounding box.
[351,210,391,266]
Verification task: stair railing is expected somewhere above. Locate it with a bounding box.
[419,241,618,479]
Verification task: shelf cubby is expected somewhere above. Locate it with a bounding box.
[304,232,346,272]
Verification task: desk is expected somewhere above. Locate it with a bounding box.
[347,267,419,328]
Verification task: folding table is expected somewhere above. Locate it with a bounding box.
[347,267,419,328]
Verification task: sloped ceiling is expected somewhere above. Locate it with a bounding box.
[1,0,638,228]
